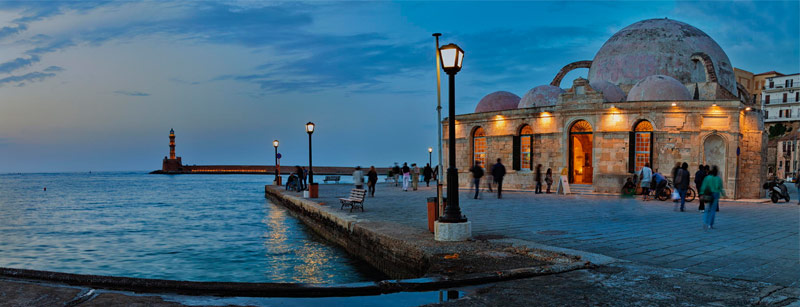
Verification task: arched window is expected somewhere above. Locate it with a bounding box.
[473,127,487,168]
[519,125,534,170]
[629,120,653,173]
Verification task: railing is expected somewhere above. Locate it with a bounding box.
[763,99,800,104]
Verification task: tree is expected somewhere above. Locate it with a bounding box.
[769,123,789,139]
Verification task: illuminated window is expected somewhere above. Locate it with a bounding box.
[520,125,533,170]
[473,127,487,168]
[634,120,653,172]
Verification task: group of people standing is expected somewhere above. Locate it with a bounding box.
[352,166,379,197]
[351,162,437,197]
[470,159,555,199]
[285,166,308,191]
[636,162,723,230]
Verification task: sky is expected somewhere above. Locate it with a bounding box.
[0,1,798,173]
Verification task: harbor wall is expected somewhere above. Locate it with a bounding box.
[264,186,430,279]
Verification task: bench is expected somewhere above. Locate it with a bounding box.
[339,188,367,212]
[323,175,341,184]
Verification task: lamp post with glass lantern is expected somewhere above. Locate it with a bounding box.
[273,140,280,185]
[428,147,433,167]
[306,122,317,198]
[438,43,467,224]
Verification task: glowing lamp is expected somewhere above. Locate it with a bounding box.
[671,102,677,106]
[273,140,279,148]
[306,122,315,134]
[745,107,752,111]
[428,147,433,153]
[439,43,464,74]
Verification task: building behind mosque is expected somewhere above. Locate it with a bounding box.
[444,18,766,199]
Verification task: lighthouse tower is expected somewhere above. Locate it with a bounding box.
[162,128,183,172]
[169,128,176,159]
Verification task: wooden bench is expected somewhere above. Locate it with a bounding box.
[323,175,341,184]
[339,188,366,212]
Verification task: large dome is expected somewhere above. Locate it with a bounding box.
[518,85,563,108]
[627,75,691,102]
[588,18,735,95]
[475,91,520,113]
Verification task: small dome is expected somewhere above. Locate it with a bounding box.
[589,80,626,102]
[518,85,563,108]
[475,91,520,113]
[627,75,691,102]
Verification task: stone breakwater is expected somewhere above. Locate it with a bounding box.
[264,185,431,278]
[263,186,589,281]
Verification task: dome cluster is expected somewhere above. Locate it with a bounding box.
[473,18,733,112]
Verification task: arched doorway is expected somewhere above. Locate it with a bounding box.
[569,120,593,184]
[704,134,726,184]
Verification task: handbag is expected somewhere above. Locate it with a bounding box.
[671,189,680,201]
[700,192,713,203]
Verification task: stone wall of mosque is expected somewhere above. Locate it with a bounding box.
[443,99,766,199]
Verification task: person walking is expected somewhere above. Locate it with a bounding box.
[545,168,553,193]
[401,162,410,191]
[470,161,484,199]
[353,166,364,190]
[638,163,653,201]
[700,165,723,230]
[491,158,506,199]
[534,164,543,194]
[695,164,707,212]
[392,163,401,187]
[367,166,378,197]
[674,162,691,212]
[423,163,433,187]
[411,163,420,191]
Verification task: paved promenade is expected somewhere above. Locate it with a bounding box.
[300,182,799,287]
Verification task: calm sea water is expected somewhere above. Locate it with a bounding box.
[0,172,385,283]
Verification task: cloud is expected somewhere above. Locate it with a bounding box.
[0,23,27,40]
[0,55,40,74]
[0,71,55,86]
[113,90,150,97]
[25,39,75,55]
[43,66,64,72]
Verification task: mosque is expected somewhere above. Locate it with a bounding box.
[445,18,765,199]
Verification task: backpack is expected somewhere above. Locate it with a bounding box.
[674,169,684,185]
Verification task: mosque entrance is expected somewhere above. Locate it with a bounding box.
[569,120,593,184]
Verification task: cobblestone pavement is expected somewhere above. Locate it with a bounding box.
[297,182,799,287]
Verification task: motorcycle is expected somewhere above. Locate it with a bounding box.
[763,179,790,203]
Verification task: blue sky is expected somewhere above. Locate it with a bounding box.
[0,1,797,172]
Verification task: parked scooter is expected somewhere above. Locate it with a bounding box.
[763,178,790,203]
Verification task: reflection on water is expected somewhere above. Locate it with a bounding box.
[0,172,385,283]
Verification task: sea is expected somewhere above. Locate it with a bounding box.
[0,172,386,283]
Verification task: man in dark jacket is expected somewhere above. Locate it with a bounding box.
[675,162,691,212]
[491,158,507,199]
[694,164,707,212]
[470,161,484,199]
[423,163,433,187]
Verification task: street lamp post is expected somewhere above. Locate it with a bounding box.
[438,43,466,224]
[273,140,280,185]
[306,122,317,198]
[428,147,433,167]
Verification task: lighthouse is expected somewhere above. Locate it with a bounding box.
[169,128,176,159]
[162,128,183,172]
